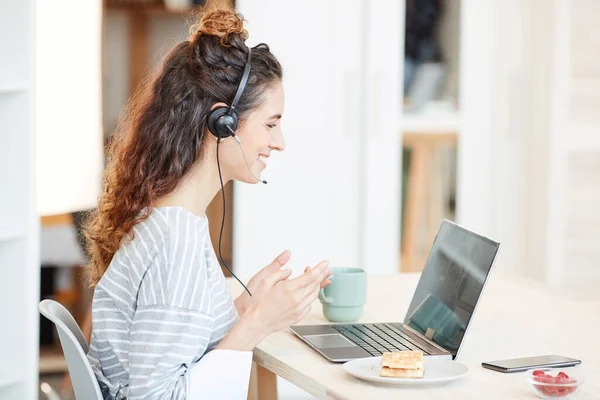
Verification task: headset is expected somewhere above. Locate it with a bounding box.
[208,47,252,140]
[207,46,265,298]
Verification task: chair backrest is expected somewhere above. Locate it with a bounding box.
[39,299,103,400]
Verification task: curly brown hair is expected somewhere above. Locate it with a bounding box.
[84,5,282,287]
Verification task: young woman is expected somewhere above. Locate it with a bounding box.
[84,7,331,399]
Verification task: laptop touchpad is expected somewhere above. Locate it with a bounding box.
[304,334,356,348]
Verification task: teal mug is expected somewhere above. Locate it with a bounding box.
[318,267,367,323]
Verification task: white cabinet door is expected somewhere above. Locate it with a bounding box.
[487,0,600,293]
[457,0,498,237]
[360,0,402,274]
[544,0,600,290]
[233,0,364,277]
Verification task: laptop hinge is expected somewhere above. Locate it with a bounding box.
[401,323,453,356]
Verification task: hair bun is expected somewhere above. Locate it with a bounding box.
[190,8,248,46]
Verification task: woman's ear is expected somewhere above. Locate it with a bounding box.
[210,102,229,112]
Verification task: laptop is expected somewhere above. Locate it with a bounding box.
[290,219,500,362]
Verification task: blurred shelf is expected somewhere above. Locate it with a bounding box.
[39,346,67,375]
[41,224,87,268]
[0,84,28,94]
[400,111,462,134]
[0,228,27,242]
[41,213,73,226]
[105,2,202,15]
[0,370,23,390]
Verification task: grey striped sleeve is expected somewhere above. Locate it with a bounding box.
[127,208,215,399]
[138,207,211,310]
[128,307,213,399]
[89,207,239,400]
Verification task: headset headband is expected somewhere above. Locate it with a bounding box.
[227,47,252,116]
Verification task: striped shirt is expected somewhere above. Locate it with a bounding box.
[88,206,239,399]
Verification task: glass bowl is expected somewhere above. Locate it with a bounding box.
[526,367,584,398]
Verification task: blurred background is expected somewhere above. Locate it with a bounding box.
[1,0,599,399]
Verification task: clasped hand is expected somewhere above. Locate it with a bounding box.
[234,250,331,329]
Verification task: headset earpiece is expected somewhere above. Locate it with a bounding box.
[207,47,252,140]
[208,106,238,139]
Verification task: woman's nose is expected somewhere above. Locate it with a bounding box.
[270,129,285,151]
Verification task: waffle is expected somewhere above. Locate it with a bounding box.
[380,350,425,378]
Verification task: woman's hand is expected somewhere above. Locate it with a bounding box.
[243,260,331,336]
[218,260,331,352]
[234,250,332,316]
[234,250,292,316]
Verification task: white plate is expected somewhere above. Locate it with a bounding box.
[343,356,469,386]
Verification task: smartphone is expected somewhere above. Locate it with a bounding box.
[481,355,581,373]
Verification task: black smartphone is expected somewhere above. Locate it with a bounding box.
[481,355,581,373]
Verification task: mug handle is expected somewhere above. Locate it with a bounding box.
[319,288,333,304]
[319,275,334,304]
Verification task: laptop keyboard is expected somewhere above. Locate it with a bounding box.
[332,323,440,356]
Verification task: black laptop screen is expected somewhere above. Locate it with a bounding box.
[403,220,500,357]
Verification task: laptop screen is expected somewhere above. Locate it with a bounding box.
[403,220,500,358]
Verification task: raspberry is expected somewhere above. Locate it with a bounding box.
[556,371,570,380]
[532,370,577,397]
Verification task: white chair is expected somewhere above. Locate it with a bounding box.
[39,299,103,400]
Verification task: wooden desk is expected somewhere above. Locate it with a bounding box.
[230,273,600,399]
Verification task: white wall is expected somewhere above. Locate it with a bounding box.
[232,0,367,280]
[37,0,104,216]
